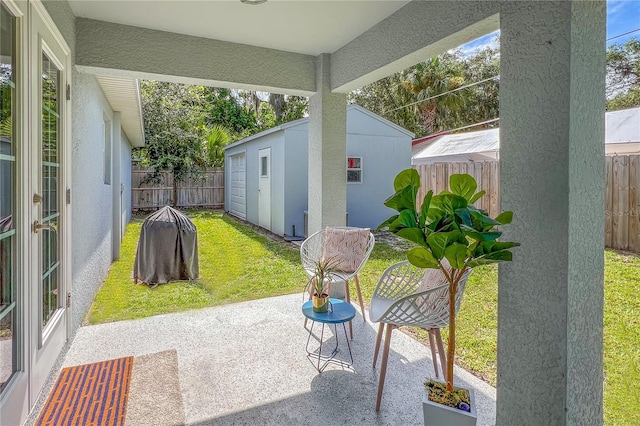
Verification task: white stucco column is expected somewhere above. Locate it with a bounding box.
[308,54,347,234]
[498,2,605,425]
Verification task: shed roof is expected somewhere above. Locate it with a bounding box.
[606,107,640,144]
[413,107,640,161]
[224,104,413,151]
[413,128,499,161]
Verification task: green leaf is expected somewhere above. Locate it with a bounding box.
[470,210,501,230]
[427,231,462,259]
[397,228,427,247]
[419,191,433,228]
[454,208,472,226]
[407,247,439,269]
[467,250,513,268]
[398,209,418,228]
[377,214,399,231]
[449,174,477,201]
[394,168,420,192]
[444,244,468,269]
[488,241,520,252]
[469,190,486,204]
[383,191,403,211]
[460,224,502,241]
[398,185,418,212]
[440,194,468,213]
[495,211,514,225]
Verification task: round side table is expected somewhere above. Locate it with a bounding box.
[302,298,356,373]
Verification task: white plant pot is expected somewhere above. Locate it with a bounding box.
[422,386,477,426]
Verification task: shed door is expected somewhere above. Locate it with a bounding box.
[229,153,246,219]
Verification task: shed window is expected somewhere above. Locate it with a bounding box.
[347,157,362,183]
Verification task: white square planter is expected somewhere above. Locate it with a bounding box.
[422,386,477,426]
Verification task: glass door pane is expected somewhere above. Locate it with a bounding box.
[40,53,60,328]
[0,3,17,393]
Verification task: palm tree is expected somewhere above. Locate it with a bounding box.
[400,56,467,134]
[203,125,231,168]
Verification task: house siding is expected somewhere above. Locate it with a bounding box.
[70,70,116,334]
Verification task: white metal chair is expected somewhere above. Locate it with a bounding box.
[369,261,472,411]
[300,226,375,338]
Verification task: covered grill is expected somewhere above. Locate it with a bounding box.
[133,206,199,285]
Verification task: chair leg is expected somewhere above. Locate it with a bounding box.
[427,329,439,378]
[303,291,311,328]
[373,322,385,368]
[345,282,353,340]
[353,274,367,322]
[434,329,447,382]
[375,324,395,412]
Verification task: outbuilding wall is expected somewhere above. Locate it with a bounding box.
[283,125,309,237]
[345,108,411,229]
[225,107,412,235]
[225,130,287,236]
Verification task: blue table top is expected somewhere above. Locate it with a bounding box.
[302,298,356,324]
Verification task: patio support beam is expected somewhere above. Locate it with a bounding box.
[307,54,347,234]
[74,18,316,96]
[498,2,605,425]
[330,1,499,93]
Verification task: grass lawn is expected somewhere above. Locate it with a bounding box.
[89,211,638,425]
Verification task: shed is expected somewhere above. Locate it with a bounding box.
[412,128,500,165]
[605,107,640,155]
[224,105,413,237]
[412,107,640,164]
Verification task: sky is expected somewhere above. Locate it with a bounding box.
[459,0,640,56]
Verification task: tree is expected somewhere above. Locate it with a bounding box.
[138,81,207,205]
[349,46,501,137]
[459,44,500,127]
[201,87,259,139]
[606,38,640,111]
[203,125,231,168]
[401,54,468,134]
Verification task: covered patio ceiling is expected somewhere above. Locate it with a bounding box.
[68,0,411,56]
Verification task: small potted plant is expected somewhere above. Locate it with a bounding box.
[379,169,519,425]
[307,256,342,313]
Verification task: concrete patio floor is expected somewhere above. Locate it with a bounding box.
[43,293,496,425]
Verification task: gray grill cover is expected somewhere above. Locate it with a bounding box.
[133,206,199,285]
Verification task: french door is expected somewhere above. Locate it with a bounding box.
[28,0,70,407]
[0,1,70,424]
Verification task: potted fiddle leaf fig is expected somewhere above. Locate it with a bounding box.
[378,168,519,425]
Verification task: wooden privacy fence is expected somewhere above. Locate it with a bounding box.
[132,166,224,210]
[413,156,640,253]
[606,155,640,252]
[413,161,501,219]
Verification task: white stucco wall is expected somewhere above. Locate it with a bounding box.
[70,70,116,332]
[41,0,116,335]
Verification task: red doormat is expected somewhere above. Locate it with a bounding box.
[35,356,133,426]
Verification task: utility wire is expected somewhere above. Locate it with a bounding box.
[383,75,499,114]
[421,118,500,139]
[607,28,640,42]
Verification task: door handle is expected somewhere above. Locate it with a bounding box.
[33,220,58,234]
